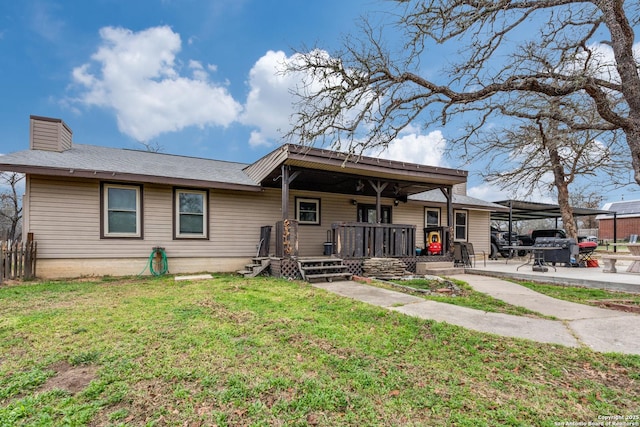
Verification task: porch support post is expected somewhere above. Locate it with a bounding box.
[280,165,300,220]
[368,180,388,223]
[281,165,289,220]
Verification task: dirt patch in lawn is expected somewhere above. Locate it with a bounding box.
[589,299,640,313]
[40,361,98,394]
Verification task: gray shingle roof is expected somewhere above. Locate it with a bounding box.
[1,143,506,211]
[0,144,257,187]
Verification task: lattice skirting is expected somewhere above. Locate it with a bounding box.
[270,257,302,280]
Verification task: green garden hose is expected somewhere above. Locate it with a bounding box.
[149,247,169,276]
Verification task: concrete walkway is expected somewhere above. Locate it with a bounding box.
[311,275,640,355]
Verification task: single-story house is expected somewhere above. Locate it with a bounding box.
[596,200,640,241]
[0,115,507,279]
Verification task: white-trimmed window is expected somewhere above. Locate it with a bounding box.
[425,208,440,227]
[175,189,208,239]
[296,197,320,225]
[454,210,468,241]
[102,183,142,238]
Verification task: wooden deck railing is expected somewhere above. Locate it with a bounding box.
[1,240,37,283]
[331,222,416,258]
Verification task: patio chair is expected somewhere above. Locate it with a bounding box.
[463,242,485,267]
[453,242,465,267]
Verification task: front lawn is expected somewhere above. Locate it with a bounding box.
[1,275,638,426]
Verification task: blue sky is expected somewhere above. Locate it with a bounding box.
[1,0,638,205]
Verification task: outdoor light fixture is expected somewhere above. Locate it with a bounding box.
[352,199,358,206]
[393,183,401,195]
[394,199,400,206]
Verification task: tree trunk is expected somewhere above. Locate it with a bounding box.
[543,118,578,240]
[626,127,640,186]
[600,1,640,186]
[556,181,577,240]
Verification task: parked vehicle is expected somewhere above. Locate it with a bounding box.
[531,229,567,241]
[490,226,523,259]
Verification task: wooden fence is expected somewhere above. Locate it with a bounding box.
[0,240,37,283]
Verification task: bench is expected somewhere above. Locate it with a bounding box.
[601,255,640,273]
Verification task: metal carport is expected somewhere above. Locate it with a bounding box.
[490,200,618,249]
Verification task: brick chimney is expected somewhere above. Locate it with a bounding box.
[29,115,72,152]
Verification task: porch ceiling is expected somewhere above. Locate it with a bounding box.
[260,167,446,198]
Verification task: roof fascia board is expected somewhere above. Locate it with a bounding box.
[244,144,467,186]
[7,165,262,192]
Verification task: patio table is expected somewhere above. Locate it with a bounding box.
[504,245,559,272]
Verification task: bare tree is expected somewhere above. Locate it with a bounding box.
[478,96,626,239]
[286,1,640,187]
[0,172,24,241]
[138,141,164,153]
[570,185,604,231]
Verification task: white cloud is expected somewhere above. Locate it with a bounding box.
[467,182,511,203]
[468,180,556,204]
[240,49,357,148]
[71,26,242,142]
[368,129,448,167]
[240,50,301,147]
[567,41,640,85]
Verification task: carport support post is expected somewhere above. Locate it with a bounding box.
[613,212,618,253]
[508,200,513,245]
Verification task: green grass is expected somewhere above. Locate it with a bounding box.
[517,281,640,306]
[386,278,550,318]
[0,274,638,426]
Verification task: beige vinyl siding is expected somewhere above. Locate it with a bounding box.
[30,120,60,151]
[396,201,488,252]
[27,176,283,259]
[467,210,491,255]
[26,175,493,261]
[210,189,281,257]
[30,117,72,152]
[392,202,425,249]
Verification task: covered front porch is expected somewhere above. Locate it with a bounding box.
[244,144,468,279]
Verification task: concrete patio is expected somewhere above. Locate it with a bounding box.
[465,255,640,294]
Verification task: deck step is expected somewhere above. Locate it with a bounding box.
[238,258,272,278]
[297,257,352,282]
[300,264,349,272]
[305,272,353,281]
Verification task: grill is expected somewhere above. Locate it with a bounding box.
[534,237,578,265]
